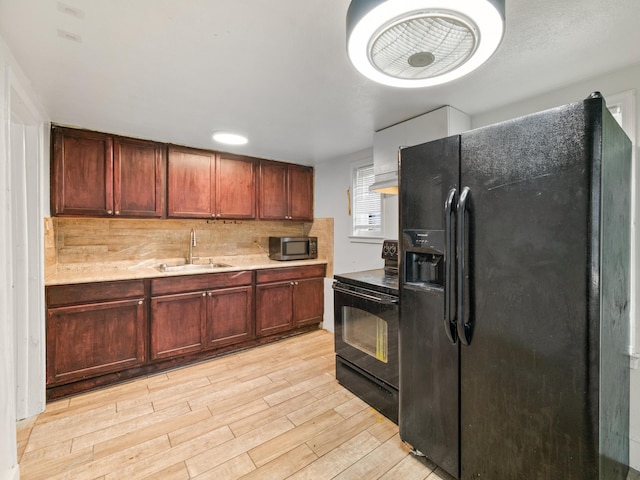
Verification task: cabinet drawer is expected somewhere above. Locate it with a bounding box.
[46,280,145,307]
[256,264,326,284]
[151,270,252,295]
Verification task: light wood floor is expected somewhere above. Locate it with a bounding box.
[17,330,450,480]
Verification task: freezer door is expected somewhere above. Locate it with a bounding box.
[399,135,460,478]
[457,99,628,479]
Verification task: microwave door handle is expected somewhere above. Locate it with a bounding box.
[332,284,398,305]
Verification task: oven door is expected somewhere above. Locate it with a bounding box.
[333,281,399,389]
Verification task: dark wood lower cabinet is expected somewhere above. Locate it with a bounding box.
[256,264,326,337]
[46,264,325,399]
[256,282,295,336]
[293,277,325,327]
[206,286,253,348]
[150,291,207,360]
[46,281,146,386]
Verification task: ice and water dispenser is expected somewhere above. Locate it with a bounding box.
[402,229,445,289]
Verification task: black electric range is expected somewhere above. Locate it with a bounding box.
[333,240,399,423]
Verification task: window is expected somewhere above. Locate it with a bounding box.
[352,164,382,237]
[607,89,638,367]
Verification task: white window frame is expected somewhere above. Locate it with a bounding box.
[349,161,384,243]
[607,89,638,367]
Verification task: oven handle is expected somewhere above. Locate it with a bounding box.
[332,284,399,305]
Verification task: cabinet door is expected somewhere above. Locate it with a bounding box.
[206,286,253,348]
[167,146,215,218]
[255,281,293,336]
[46,298,145,385]
[258,161,288,220]
[51,128,114,216]
[114,138,165,217]
[288,165,314,221]
[150,291,206,359]
[292,277,324,326]
[216,154,256,219]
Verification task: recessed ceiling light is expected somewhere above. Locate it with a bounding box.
[346,0,505,88]
[212,131,248,145]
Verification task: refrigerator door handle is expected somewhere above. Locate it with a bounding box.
[457,186,473,346]
[444,188,458,344]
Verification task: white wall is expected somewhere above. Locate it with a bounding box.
[315,147,398,274]
[0,38,20,480]
[471,62,640,471]
[315,148,399,333]
[0,36,48,480]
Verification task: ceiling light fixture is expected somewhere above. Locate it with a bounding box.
[346,0,505,88]
[212,131,248,146]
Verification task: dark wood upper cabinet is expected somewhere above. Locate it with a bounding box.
[216,153,256,219]
[51,127,113,216]
[167,146,215,218]
[288,164,314,221]
[51,126,313,221]
[168,146,256,219]
[114,137,165,217]
[258,160,313,221]
[258,161,288,220]
[51,126,165,217]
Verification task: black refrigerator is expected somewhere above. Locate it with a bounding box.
[398,93,631,480]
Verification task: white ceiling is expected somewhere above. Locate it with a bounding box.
[1,0,640,165]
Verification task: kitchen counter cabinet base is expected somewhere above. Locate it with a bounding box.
[46,323,320,400]
[256,264,325,337]
[46,280,146,386]
[46,266,324,400]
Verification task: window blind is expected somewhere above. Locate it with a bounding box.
[353,164,382,236]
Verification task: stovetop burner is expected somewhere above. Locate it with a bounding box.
[333,239,399,295]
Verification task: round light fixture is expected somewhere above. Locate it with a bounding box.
[212,131,248,145]
[346,0,505,88]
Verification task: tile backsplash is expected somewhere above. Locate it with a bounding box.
[45,217,334,276]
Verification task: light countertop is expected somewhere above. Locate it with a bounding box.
[45,254,328,286]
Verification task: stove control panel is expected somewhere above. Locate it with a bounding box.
[382,240,398,260]
[382,240,398,265]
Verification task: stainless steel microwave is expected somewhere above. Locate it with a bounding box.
[268,236,318,261]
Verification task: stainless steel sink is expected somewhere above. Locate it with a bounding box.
[156,262,232,272]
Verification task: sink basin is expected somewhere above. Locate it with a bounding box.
[156,262,232,272]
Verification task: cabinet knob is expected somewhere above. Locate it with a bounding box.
[107,210,113,215]
[212,213,216,217]
[138,300,143,305]
[202,292,207,297]
[208,292,212,297]
[115,211,120,215]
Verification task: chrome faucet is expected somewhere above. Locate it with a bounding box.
[188,228,198,264]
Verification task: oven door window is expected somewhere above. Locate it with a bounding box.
[342,307,388,363]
